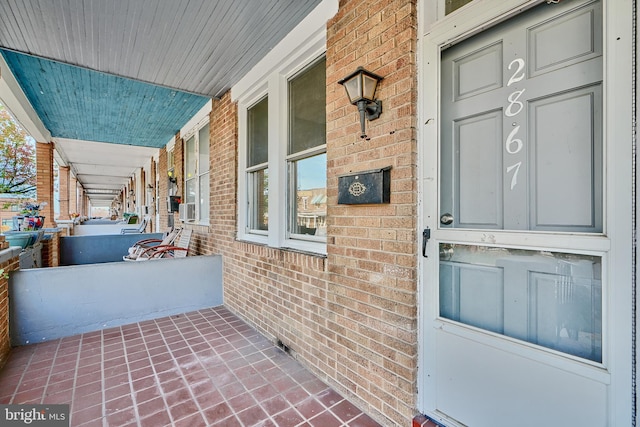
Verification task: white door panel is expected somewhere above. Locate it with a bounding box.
[436,332,607,427]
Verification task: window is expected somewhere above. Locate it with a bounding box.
[287,57,326,239]
[247,97,269,232]
[445,0,473,15]
[236,56,327,252]
[184,122,210,222]
[233,6,330,254]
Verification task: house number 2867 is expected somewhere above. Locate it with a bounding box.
[505,58,526,190]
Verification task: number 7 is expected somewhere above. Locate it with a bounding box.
[506,161,522,190]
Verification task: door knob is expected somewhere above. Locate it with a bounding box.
[440,213,454,225]
[440,244,454,258]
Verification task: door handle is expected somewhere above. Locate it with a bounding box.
[440,213,454,225]
[422,228,430,257]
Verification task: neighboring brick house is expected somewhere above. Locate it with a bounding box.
[0,195,29,231]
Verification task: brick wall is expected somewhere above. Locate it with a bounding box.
[58,166,70,220]
[0,251,20,369]
[199,0,419,420]
[158,148,169,229]
[173,133,184,225]
[149,157,156,232]
[41,230,61,268]
[326,1,418,423]
[70,175,78,216]
[157,133,186,232]
[36,142,55,227]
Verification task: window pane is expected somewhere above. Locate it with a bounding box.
[290,153,326,237]
[185,136,196,179]
[186,178,196,204]
[199,124,210,173]
[445,0,474,15]
[249,168,269,231]
[288,57,326,154]
[248,97,268,167]
[439,244,602,362]
[199,173,209,221]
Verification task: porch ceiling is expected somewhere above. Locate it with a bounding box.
[0,0,322,206]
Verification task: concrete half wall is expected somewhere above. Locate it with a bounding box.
[10,255,223,345]
[60,233,164,265]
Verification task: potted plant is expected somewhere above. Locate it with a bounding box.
[18,201,47,230]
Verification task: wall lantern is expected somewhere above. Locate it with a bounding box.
[338,67,383,139]
[167,169,177,184]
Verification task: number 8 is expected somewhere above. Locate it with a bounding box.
[505,89,525,117]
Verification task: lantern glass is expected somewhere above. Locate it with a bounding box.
[362,73,379,101]
[342,75,362,104]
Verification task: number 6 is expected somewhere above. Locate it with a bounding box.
[505,126,523,154]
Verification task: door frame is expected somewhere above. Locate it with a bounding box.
[416,0,634,424]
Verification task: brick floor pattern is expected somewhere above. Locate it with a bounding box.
[0,307,381,427]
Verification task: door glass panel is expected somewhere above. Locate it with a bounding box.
[439,244,602,362]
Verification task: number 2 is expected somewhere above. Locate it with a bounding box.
[507,58,525,86]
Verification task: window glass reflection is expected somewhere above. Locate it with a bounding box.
[439,244,602,362]
[291,153,326,237]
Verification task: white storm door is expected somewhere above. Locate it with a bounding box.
[419,0,631,426]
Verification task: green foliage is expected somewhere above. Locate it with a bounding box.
[0,104,36,196]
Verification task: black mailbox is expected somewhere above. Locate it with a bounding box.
[338,166,391,205]
[168,195,181,212]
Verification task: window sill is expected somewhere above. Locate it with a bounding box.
[236,234,327,257]
[181,220,210,230]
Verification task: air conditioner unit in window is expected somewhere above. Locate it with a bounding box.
[178,203,196,221]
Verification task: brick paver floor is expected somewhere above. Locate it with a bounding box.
[0,306,381,427]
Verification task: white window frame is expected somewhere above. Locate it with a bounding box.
[246,95,270,237]
[233,0,336,255]
[181,102,211,224]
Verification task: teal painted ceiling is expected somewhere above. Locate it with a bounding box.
[0,0,323,204]
[1,49,209,148]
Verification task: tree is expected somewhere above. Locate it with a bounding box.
[0,104,36,196]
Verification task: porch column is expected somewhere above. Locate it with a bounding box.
[77,187,85,217]
[36,142,55,227]
[83,191,89,217]
[58,165,70,220]
[70,175,78,216]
